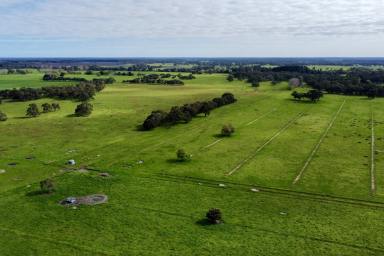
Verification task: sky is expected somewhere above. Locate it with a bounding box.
[0,0,383,57]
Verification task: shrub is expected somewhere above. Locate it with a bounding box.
[0,111,7,121]
[206,208,222,224]
[75,102,93,117]
[40,179,55,194]
[26,103,40,117]
[221,124,235,137]
[176,149,191,162]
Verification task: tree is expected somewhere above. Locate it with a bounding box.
[291,91,303,100]
[206,208,222,224]
[0,111,7,121]
[221,124,235,137]
[306,89,323,102]
[227,74,234,82]
[176,149,191,162]
[40,179,55,194]
[367,88,378,99]
[75,102,93,117]
[26,103,40,117]
[41,103,53,113]
[142,110,167,130]
[51,103,60,111]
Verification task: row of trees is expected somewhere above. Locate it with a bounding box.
[43,73,116,84]
[123,73,184,85]
[0,81,106,102]
[25,102,92,117]
[26,102,61,117]
[43,73,87,82]
[142,93,237,130]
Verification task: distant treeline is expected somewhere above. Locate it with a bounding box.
[2,57,384,70]
[43,73,116,84]
[230,65,384,97]
[124,73,184,85]
[142,93,237,130]
[0,81,106,102]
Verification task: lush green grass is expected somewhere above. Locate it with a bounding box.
[1,73,384,255]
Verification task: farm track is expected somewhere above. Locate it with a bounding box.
[150,173,384,210]
[245,108,277,126]
[227,112,305,176]
[292,99,346,185]
[371,106,376,194]
[201,107,278,150]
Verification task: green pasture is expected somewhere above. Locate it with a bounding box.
[1,73,384,255]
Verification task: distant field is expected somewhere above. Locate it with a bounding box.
[1,73,384,255]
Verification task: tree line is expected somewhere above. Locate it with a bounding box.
[123,73,184,85]
[43,73,116,84]
[230,66,384,98]
[142,93,237,130]
[0,81,106,102]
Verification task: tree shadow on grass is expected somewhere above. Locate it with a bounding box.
[66,114,77,118]
[26,190,49,197]
[166,159,188,164]
[285,98,316,104]
[195,219,212,226]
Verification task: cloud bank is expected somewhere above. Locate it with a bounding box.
[0,0,383,56]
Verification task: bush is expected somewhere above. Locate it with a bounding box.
[75,102,93,117]
[206,208,222,224]
[40,179,55,194]
[176,149,191,162]
[26,103,40,117]
[221,124,235,137]
[0,111,7,121]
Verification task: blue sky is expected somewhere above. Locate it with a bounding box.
[0,0,383,57]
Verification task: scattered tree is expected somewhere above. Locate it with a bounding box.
[40,179,55,194]
[26,103,40,117]
[206,208,222,224]
[0,111,7,122]
[75,102,93,117]
[41,103,53,113]
[221,124,235,137]
[176,149,191,162]
[51,103,60,111]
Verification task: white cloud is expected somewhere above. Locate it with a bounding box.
[0,0,383,39]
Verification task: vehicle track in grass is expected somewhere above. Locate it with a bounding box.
[151,173,384,210]
[201,108,278,149]
[371,106,376,194]
[226,112,304,176]
[292,99,346,185]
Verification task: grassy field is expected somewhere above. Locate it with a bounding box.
[1,73,384,255]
